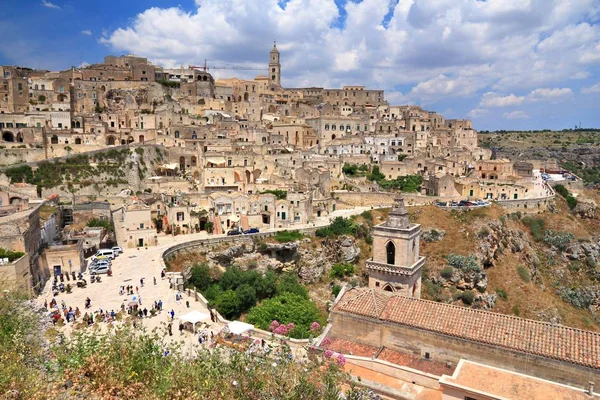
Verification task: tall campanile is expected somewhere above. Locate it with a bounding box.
[269,41,281,87]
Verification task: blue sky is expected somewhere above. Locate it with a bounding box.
[1,0,600,131]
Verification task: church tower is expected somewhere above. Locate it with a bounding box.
[269,41,281,87]
[366,197,424,297]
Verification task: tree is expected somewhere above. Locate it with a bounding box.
[276,274,309,299]
[215,290,241,320]
[188,264,213,291]
[235,284,257,311]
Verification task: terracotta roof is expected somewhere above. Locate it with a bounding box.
[334,288,390,318]
[333,288,600,370]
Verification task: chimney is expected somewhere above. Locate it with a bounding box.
[589,381,595,396]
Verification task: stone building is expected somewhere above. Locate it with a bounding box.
[121,202,157,248]
[0,253,31,296]
[42,239,84,276]
[366,197,424,296]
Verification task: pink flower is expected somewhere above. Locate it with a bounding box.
[336,354,346,367]
[269,320,280,331]
[323,349,333,359]
[310,322,321,332]
[321,337,331,347]
[273,325,288,335]
[286,322,295,331]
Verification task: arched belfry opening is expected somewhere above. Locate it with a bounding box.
[386,241,395,265]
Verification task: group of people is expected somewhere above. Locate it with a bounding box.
[120,285,139,296]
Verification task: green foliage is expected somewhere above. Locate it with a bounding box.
[4,165,33,184]
[330,263,355,279]
[440,266,454,279]
[38,95,46,102]
[446,253,480,273]
[557,287,596,309]
[259,189,287,200]
[460,290,475,305]
[377,175,423,192]
[187,263,213,291]
[332,284,342,297]
[215,290,242,320]
[359,210,373,224]
[274,230,303,243]
[0,248,24,262]
[276,274,309,299]
[477,227,490,239]
[543,230,574,250]
[517,265,531,283]
[315,217,357,238]
[157,79,180,88]
[397,154,408,161]
[562,161,600,184]
[513,305,521,316]
[342,163,360,176]
[86,218,114,232]
[496,288,508,300]
[521,216,546,241]
[247,293,326,339]
[366,166,386,181]
[554,184,578,210]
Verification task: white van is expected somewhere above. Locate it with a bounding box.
[93,249,115,260]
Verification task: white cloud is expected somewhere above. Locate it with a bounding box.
[99,0,600,108]
[78,61,90,68]
[468,108,489,118]
[41,0,60,9]
[81,30,92,36]
[582,83,600,94]
[479,92,525,107]
[527,87,573,101]
[503,111,529,120]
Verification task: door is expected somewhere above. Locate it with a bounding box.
[53,265,61,276]
[138,238,144,247]
[281,212,286,220]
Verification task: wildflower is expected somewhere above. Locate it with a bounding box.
[323,349,333,359]
[269,320,280,331]
[232,380,238,387]
[272,362,278,367]
[321,337,331,347]
[336,354,346,367]
[310,322,321,332]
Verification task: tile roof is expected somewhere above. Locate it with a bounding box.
[333,288,600,370]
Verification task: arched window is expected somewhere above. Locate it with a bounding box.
[332,125,336,131]
[325,124,329,131]
[175,131,180,138]
[386,241,395,265]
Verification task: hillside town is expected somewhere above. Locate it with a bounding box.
[0,43,598,400]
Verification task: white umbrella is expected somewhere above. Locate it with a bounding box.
[179,311,211,333]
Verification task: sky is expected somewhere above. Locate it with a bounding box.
[1,0,600,131]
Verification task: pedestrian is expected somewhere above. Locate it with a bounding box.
[136,286,139,293]
[159,300,163,310]
[170,309,175,320]
[143,308,148,317]
[138,295,142,305]
[179,322,184,334]
[154,277,157,285]
[43,300,48,309]
[186,300,190,308]
[168,323,173,336]
[140,278,144,288]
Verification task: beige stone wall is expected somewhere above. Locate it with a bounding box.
[0,254,31,296]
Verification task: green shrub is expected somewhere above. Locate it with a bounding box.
[274,230,303,243]
[330,263,355,279]
[332,284,342,297]
[554,184,578,209]
[215,290,242,320]
[446,253,480,272]
[86,218,114,232]
[440,266,454,279]
[496,288,508,300]
[477,227,490,239]
[543,230,574,250]
[259,189,287,200]
[276,274,308,299]
[246,293,326,339]
[315,217,357,238]
[522,216,545,241]
[513,305,521,316]
[460,290,475,305]
[517,265,531,283]
[0,248,25,262]
[187,263,213,291]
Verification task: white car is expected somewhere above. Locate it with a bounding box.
[91,265,110,275]
[111,246,123,256]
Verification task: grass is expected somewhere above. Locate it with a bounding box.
[274,230,304,243]
[516,265,531,283]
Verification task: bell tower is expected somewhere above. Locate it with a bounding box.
[269,41,281,87]
[366,197,425,297]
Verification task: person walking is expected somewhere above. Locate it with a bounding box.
[143,308,148,317]
[170,309,175,320]
[138,295,142,305]
[168,323,173,336]
[179,322,184,334]
[153,277,157,285]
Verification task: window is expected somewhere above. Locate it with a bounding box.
[386,241,395,265]
[424,352,430,359]
[140,223,144,229]
[325,124,329,131]
[174,131,180,138]
[228,160,232,167]
[177,212,184,221]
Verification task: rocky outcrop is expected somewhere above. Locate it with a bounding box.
[210,245,252,266]
[421,228,445,243]
[321,235,360,263]
[574,199,597,219]
[477,221,531,268]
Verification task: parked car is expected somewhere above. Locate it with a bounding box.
[91,260,110,271]
[227,229,242,236]
[91,265,110,275]
[111,246,123,256]
[243,228,260,234]
[92,248,115,261]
